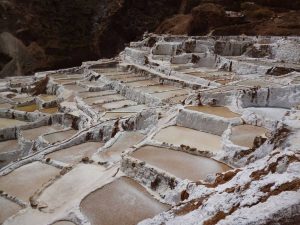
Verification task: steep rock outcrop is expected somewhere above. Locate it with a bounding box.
[156,0,300,36]
[0,0,181,77]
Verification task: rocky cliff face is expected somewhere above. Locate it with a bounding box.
[0,0,299,77]
[0,0,181,77]
[156,0,300,36]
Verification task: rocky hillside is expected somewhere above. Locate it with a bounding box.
[0,0,181,77]
[0,0,299,77]
[156,0,300,36]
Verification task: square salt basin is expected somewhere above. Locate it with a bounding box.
[99,131,145,162]
[40,107,59,114]
[42,129,77,144]
[36,164,106,212]
[78,90,117,99]
[168,95,189,104]
[0,161,60,202]
[185,106,240,118]
[80,177,170,225]
[54,79,75,85]
[14,104,38,112]
[93,100,138,112]
[110,76,148,83]
[136,84,180,94]
[46,142,103,164]
[110,104,148,113]
[21,125,64,141]
[108,73,141,80]
[38,94,57,102]
[0,197,22,224]
[0,118,29,129]
[151,89,189,100]
[84,94,126,106]
[12,96,34,104]
[63,84,86,92]
[202,85,241,94]
[230,125,269,148]
[186,71,237,84]
[0,103,12,109]
[48,74,68,79]
[0,140,20,167]
[0,139,20,154]
[101,112,137,120]
[102,71,132,76]
[124,80,158,87]
[92,68,120,74]
[131,145,231,181]
[235,79,281,88]
[79,80,106,88]
[49,73,83,79]
[108,75,149,83]
[153,126,222,153]
[53,78,82,85]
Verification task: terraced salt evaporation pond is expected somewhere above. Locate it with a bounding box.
[38,94,57,102]
[43,129,77,144]
[13,97,34,104]
[0,162,60,201]
[125,80,158,87]
[40,107,58,114]
[112,76,147,83]
[111,104,148,112]
[99,132,145,162]
[80,177,169,225]
[136,84,180,93]
[0,103,12,109]
[84,94,125,105]
[101,112,136,120]
[79,90,117,99]
[230,125,268,148]
[0,139,19,153]
[14,104,58,114]
[53,78,81,85]
[132,146,231,180]
[0,118,28,129]
[152,89,189,100]
[108,73,140,80]
[0,197,22,224]
[14,104,38,112]
[97,100,138,111]
[63,84,86,92]
[46,142,103,164]
[186,106,240,118]
[153,126,222,152]
[21,125,63,140]
[168,95,189,104]
[0,140,20,167]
